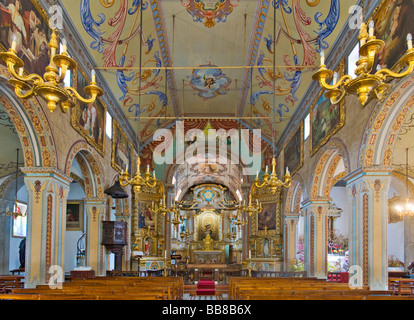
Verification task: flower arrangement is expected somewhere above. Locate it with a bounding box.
[289,260,304,272]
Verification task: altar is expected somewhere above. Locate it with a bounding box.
[192,250,225,264]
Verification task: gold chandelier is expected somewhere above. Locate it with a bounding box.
[152,194,181,227]
[239,193,262,217]
[313,20,414,107]
[119,157,163,194]
[0,30,103,113]
[252,157,292,194]
[397,148,414,216]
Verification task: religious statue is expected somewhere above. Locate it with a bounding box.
[202,234,214,251]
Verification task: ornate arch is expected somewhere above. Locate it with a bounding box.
[310,138,350,199]
[65,140,105,198]
[359,75,414,168]
[0,68,57,168]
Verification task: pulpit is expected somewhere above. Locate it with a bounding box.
[102,221,128,271]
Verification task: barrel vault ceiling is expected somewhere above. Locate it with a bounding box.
[60,0,356,153]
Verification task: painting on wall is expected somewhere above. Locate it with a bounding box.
[138,202,155,229]
[112,121,132,173]
[283,122,303,176]
[71,68,106,156]
[66,200,83,231]
[0,0,51,76]
[310,89,345,157]
[372,0,414,70]
[258,202,276,232]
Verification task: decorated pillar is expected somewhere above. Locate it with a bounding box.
[302,199,330,279]
[84,198,106,276]
[284,213,299,270]
[345,168,391,291]
[21,168,71,288]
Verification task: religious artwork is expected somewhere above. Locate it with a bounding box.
[388,195,404,223]
[181,0,240,28]
[310,89,345,157]
[112,121,132,173]
[372,0,414,70]
[258,202,276,232]
[143,237,152,256]
[283,122,303,176]
[71,68,106,157]
[0,0,50,76]
[66,200,83,231]
[197,210,220,241]
[138,202,155,229]
[187,63,232,100]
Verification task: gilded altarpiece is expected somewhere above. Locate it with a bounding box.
[131,184,165,271]
[249,185,283,271]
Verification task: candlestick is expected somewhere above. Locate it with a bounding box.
[368,20,374,38]
[408,33,413,50]
[333,72,338,85]
[11,34,17,51]
[320,50,325,66]
[61,38,67,54]
[91,69,96,83]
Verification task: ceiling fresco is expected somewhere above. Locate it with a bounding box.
[61,0,356,153]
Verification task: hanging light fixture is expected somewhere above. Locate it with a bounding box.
[6,149,25,218]
[251,3,291,195]
[118,1,161,195]
[396,148,414,216]
[313,1,414,107]
[239,193,262,217]
[0,30,103,113]
[151,194,181,227]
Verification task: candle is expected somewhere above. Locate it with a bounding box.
[249,250,251,259]
[333,72,338,85]
[369,20,374,38]
[91,69,96,83]
[61,38,67,54]
[164,250,167,259]
[320,50,325,66]
[265,165,268,173]
[18,68,24,77]
[11,34,17,51]
[286,166,290,175]
[408,33,413,50]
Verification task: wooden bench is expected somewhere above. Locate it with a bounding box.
[1,276,184,300]
[0,275,24,293]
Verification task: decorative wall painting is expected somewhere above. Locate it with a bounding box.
[112,121,132,173]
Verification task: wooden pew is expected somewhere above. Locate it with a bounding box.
[0,275,24,293]
[1,276,184,300]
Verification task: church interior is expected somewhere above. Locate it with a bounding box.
[1,0,414,301]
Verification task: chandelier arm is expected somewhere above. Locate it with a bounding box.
[253,180,269,189]
[328,88,347,105]
[6,61,44,85]
[375,62,414,80]
[319,74,352,91]
[65,86,99,104]
[13,85,36,99]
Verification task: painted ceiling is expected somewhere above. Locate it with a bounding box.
[61,0,356,153]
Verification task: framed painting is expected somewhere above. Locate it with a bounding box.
[371,0,414,71]
[71,68,106,156]
[66,200,84,231]
[258,202,277,232]
[310,90,345,157]
[112,121,132,173]
[0,0,51,76]
[283,122,303,176]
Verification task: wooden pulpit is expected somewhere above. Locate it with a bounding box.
[102,221,128,271]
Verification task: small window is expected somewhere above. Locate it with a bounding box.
[347,43,360,79]
[304,113,310,141]
[106,111,112,139]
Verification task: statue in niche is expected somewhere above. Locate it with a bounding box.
[202,234,214,251]
[19,238,26,269]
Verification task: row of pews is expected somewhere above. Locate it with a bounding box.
[228,277,414,300]
[0,276,184,300]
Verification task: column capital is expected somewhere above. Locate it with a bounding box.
[21,167,73,186]
[343,166,393,185]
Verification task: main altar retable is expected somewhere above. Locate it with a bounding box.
[127,183,283,274]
